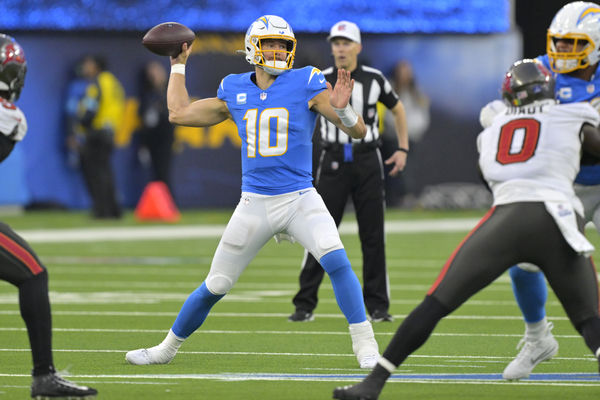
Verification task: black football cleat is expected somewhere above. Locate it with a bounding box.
[31,371,97,399]
[332,381,380,400]
[288,309,314,322]
[369,310,393,323]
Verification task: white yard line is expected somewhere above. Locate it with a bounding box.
[0,309,571,320]
[17,218,482,243]
[0,326,584,339]
[0,348,595,362]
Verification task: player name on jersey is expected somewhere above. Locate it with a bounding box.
[504,103,551,115]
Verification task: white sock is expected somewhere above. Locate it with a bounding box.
[525,317,548,341]
[156,329,185,353]
[349,320,379,356]
[349,320,374,338]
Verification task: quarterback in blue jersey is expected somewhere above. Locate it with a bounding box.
[478,1,600,380]
[126,15,382,369]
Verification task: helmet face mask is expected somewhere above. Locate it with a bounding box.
[0,34,27,102]
[547,2,600,73]
[245,15,296,76]
[502,59,555,107]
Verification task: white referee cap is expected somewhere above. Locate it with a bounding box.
[327,20,361,44]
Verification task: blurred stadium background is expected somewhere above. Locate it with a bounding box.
[0,0,568,211]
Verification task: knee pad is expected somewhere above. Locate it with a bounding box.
[310,221,343,260]
[317,233,343,254]
[205,273,234,295]
[516,262,541,273]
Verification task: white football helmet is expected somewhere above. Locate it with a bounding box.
[547,1,600,73]
[244,15,296,76]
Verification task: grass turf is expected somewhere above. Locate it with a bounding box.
[0,209,599,399]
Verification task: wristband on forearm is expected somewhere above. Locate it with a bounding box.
[333,104,359,127]
[171,64,186,76]
[397,147,409,153]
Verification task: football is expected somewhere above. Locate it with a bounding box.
[142,22,195,57]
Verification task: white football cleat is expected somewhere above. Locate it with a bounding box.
[349,320,380,369]
[503,322,559,380]
[126,344,177,365]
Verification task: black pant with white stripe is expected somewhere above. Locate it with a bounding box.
[292,145,389,316]
[383,202,600,369]
[0,221,53,376]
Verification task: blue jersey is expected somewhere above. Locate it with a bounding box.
[217,66,327,195]
[538,54,600,185]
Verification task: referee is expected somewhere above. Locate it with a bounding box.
[289,21,408,323]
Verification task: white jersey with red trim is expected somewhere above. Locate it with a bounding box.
[0,98,27,141]
[477,99,600,214]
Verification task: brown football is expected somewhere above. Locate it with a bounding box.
[142,22,195,57]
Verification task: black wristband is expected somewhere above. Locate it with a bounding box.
[397,147,409,153]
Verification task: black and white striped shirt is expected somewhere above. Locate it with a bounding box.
[317,63,398,145]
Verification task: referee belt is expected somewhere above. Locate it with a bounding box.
[321,141,379,154]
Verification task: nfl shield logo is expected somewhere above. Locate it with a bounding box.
[260,92,267,101]
[588,84,595,94]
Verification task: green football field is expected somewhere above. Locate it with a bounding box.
[0,209,599,399]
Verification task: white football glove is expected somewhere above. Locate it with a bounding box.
[479,99,506,128]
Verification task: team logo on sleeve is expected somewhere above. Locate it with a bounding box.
[236,93,247,104]
[308,67,322,84]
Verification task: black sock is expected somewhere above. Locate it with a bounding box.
[365,364,391,386]
[577,316,600,360]
[382,295,450,366]
[18,271,54,376]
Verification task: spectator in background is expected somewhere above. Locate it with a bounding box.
[137,61,175,194]
[382,60,430,207]
[65,55,124,219]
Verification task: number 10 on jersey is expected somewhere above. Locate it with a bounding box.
[243,108,289,157]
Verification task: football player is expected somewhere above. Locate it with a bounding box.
[479,1,600,380]
[333,59,600,400]
[126,15,380,369]
[0,34,97,399]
